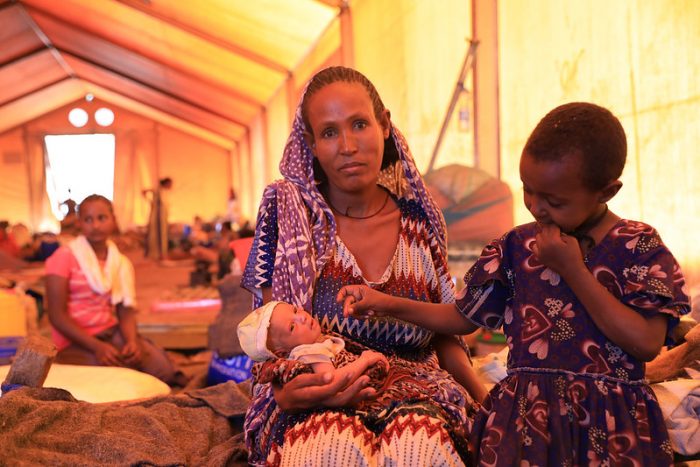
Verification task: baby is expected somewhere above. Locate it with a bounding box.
[237,300,388,379]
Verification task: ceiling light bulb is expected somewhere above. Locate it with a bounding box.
[95,107,115,127]
[68,108,88,128]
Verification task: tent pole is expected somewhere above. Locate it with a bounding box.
[426,40,478,174]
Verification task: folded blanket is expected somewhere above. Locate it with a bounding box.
[652,378,700,456]
[647,322,700,383]
[0,381,250,465]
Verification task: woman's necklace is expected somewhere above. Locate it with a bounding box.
[328,190,390,220]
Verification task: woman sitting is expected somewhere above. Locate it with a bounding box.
[241,66,485,466]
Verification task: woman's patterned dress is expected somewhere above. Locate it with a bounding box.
[244,196,475,466]
[457,219,690,466]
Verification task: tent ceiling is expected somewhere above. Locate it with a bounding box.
[0,0,340,146]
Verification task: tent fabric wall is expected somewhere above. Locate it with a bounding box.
[352,0,473,173]
[251,0,475,207]
[235,136,255,225]
[155,126,230,225]
[0,128,32,225]
[0,99,233,231]
[246,113,269,223]
[265,88,289,184]
[498,0,700,287]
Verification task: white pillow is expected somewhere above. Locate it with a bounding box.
[0,364,171,403]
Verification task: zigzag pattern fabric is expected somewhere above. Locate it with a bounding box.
[241,195,474,465]
[270,412,466,467]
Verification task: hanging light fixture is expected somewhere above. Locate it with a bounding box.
[67,94,115,128]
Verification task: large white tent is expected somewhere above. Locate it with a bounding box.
[0,0,698,286]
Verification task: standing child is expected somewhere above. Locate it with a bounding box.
[339,102,690,465]
[46,194,185,385]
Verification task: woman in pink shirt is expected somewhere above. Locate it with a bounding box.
[45,194,185,385]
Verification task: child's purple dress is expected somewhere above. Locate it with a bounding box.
[457,219,690,466]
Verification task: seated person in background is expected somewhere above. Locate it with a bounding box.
[0,220,29,269]
[238,300,388,383]
[45,194,187,386]
[10,223,34,260]
[236,220,255,239]
[188,216,210,246]
[31,232,60,261]
[191,221,239,279]
[0,220,20,258]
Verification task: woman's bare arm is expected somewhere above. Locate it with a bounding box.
[272,371,375,413]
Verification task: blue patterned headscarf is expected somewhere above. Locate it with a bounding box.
[242,68,447,311]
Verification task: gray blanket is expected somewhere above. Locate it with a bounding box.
[0,381,250,466]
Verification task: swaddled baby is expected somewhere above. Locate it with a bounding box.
[237,301,388,387]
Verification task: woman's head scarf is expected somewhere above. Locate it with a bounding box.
[242,67,447,311]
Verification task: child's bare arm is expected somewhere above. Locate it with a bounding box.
[338,285,478,335]
[311,350,388,382]
[561,264,667,361]
[433,334,488,403]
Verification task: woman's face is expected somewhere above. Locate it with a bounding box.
[305,81,390,194]
[78,200,116,244]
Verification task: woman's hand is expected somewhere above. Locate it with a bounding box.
[273,371,376,413]
[359,350,389,372]
[532,223,584,277]
[337,285,389,319]
[120,340,143,367]
[94,341,123,366]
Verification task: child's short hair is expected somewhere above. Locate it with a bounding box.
[523,102,626,190]
[78,194,113,214]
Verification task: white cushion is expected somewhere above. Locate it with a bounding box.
[0,363,171,403]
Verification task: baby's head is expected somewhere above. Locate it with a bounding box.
[520,102,626,231]
[237,301,322,361]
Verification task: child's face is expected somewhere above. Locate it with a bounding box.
[268,302,322,355]
[78,200,116,243]
[519,151,605,232]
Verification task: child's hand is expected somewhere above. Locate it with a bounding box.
[95,342,123,367]
[360,350,389,372]
[532,224,584,276]
[337,285,387,319]
[120,340,143,366]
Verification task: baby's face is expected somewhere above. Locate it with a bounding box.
[268,302,322,354]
